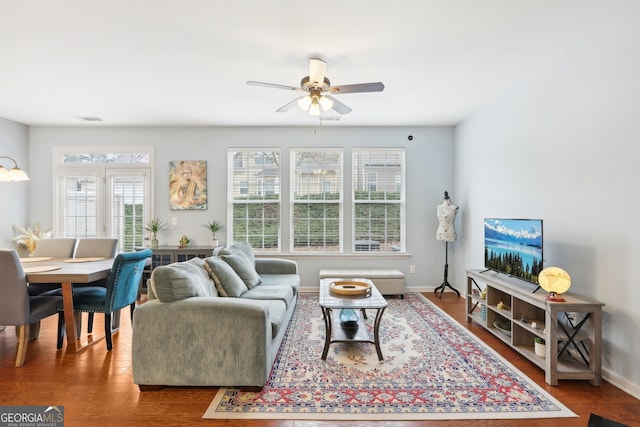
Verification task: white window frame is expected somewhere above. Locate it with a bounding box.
[290,148,343,253]
[227,149,281,252]
[352,148,406,253]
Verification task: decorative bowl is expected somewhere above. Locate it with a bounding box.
[329,280,372,297]
[493,320,512,336]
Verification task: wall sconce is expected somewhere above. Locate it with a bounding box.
[0,156,30,182]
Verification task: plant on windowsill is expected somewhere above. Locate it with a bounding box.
[205,220,224,247]
[144,217,167,249]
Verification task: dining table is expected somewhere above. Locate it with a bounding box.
[21,256,114,354]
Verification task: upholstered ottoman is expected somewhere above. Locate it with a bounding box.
[319,268,405,298]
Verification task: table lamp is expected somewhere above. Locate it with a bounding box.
[538,267,571,302]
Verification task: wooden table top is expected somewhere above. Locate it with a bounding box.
[23,258,113,284]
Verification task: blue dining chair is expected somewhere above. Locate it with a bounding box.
[0,249,62,366]
[73,238,119,333]
[56,249,152,351]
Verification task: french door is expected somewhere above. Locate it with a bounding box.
[56,168,151,252]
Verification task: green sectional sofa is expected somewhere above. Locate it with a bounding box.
[132,242,299,389]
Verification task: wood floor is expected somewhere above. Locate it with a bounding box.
[1,292,638,427]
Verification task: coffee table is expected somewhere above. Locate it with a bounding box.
[319,278,388,360]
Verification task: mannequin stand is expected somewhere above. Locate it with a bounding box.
[434,241,460,298]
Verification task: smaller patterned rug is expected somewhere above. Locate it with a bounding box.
[204,293,576,420]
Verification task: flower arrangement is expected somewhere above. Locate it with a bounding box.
[12,223,53,255]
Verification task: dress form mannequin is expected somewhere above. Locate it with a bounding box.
[436,194,458,242]
[435,191,460,297]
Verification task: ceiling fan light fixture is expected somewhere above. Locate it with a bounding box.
[318,95,333,112]
[308,100,321,116]
[248,58,384,116]
[297,95,312,111]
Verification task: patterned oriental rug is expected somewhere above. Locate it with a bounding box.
[204,293,576,420]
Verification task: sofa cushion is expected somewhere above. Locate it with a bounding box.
[241,284,294,309]
[259,274,300,296]
[221,252,261,289]
[204,257,248,297]
[151,257,216,302]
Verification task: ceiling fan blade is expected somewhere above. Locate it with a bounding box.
[246,81,302,91]
[324,95,352,115]
[328,82,385,94]
[276,97,302,112]
[308,58,327,86]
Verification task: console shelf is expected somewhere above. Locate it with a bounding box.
[466,269,604,386]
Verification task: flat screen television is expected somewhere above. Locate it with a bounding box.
[484,218,543,284]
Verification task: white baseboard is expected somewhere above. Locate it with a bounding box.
[602,367,640,399]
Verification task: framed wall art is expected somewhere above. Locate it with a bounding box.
[169,160,207,210]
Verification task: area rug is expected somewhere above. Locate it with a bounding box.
[204,293,576,420]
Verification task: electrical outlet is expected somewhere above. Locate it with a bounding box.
[410,265,416,274]
[171,217,177,226]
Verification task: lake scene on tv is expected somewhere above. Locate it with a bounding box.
[484,218,543,284]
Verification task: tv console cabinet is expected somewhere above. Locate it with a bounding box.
[466,269,604,386]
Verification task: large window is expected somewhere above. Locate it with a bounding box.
[228,150,280,251]
[352,149,405,253]
[227,147,405,254]
[290,149,343,252]
[54,149,152,253]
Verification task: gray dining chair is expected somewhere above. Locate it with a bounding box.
[56,249,152,351]
[73,238,119,333]
[0,249,62,367]
[28,238,78,297]
[33,238,77,258]
[74,238,118,259]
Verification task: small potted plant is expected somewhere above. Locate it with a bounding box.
[144,217,167,248]
[534,336,546,358]
[206,220,224,247]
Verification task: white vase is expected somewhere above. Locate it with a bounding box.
[534,341,546,358]
[212,239,219,248]
[151,239,159,249]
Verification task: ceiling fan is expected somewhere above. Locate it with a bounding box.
[246,58,384,116]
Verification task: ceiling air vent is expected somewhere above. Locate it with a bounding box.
[75,116,103,122]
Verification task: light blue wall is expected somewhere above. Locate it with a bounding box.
[27,125,454,291]
[0,117,30,251]
[454,4,640,397]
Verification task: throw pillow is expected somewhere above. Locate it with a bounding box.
[151,257,217,302]
[221,252,261,289]
[218,240,255,265]
[204,257,248,297]
[202,260,227,297]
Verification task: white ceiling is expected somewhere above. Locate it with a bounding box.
[0,1,631,127]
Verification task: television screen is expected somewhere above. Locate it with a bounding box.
[484,218,543,284]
